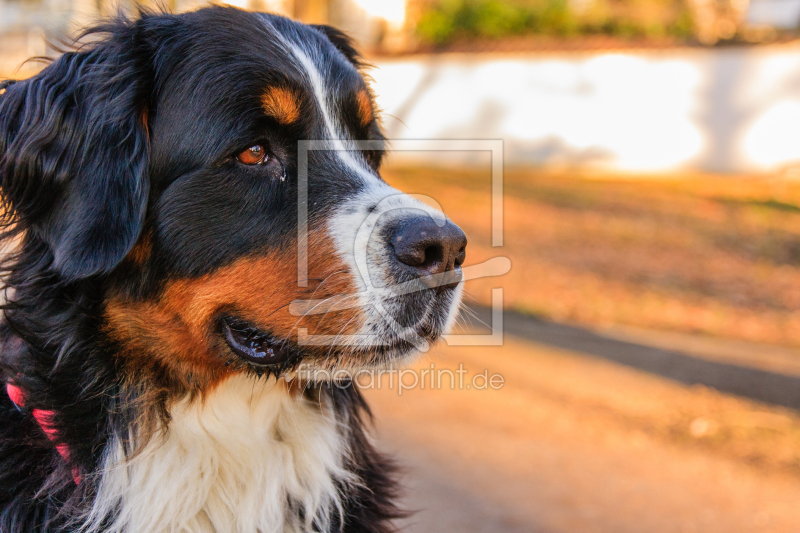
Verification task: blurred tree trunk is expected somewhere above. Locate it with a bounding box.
[688,0,750,43]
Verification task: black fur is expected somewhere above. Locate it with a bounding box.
[0,7,402,532]
[332,385,405,532]
[0,20,151,281]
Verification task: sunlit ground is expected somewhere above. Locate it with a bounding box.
[370,166,800,531]
[365,336,800,533]
[383,164,800,347]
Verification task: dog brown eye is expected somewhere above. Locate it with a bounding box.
[237,145,268,165]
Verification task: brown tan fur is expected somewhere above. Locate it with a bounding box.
[355,89,373,127]
[123,231,152,266]
[261,86,301,125]
[104,232,359,391]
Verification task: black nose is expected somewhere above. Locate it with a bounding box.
[390,216,467,290]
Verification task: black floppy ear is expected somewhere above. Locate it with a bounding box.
[0,19,151,281]
[311,25,365,69]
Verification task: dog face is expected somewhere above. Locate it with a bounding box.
[0,7,466,392]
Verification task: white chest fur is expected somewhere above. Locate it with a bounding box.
[83,376,353,533]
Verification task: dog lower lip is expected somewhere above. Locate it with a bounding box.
[221,317,290,366]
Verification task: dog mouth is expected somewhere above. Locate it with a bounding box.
[221,316,295,368]
[220,287,457,373]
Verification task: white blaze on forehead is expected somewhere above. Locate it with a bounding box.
[287,44,378,185]
[285,45,341,145]
[264,17,379,186]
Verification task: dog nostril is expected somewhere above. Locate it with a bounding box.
[390,216,467,282]
[421,244,444,268]
[454,246,466,268]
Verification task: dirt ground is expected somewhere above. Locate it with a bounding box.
[363,333,800,533]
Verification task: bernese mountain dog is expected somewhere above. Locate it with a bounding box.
[0,6,467,532]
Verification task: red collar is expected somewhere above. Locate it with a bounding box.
[6,382,81,484]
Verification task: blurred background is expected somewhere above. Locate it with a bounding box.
[4,1,800,531]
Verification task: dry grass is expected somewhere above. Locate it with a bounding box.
[383,165,800,347]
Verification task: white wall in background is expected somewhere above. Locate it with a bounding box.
[373,44,800,174]
[747,0,800,28]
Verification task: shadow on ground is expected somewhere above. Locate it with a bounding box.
[467,305,800,410]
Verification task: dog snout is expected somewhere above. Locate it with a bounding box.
[389,216,467,291]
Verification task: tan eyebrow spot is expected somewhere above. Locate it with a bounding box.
[355,89,373,126]
[261,87,301,125]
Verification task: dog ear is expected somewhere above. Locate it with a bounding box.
[311,25,365,69]
[0,20,151,281]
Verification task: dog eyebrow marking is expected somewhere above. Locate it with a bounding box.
[261,86,301,125]
[355,89,372,126]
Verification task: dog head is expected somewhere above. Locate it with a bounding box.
[0,7,466,392]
